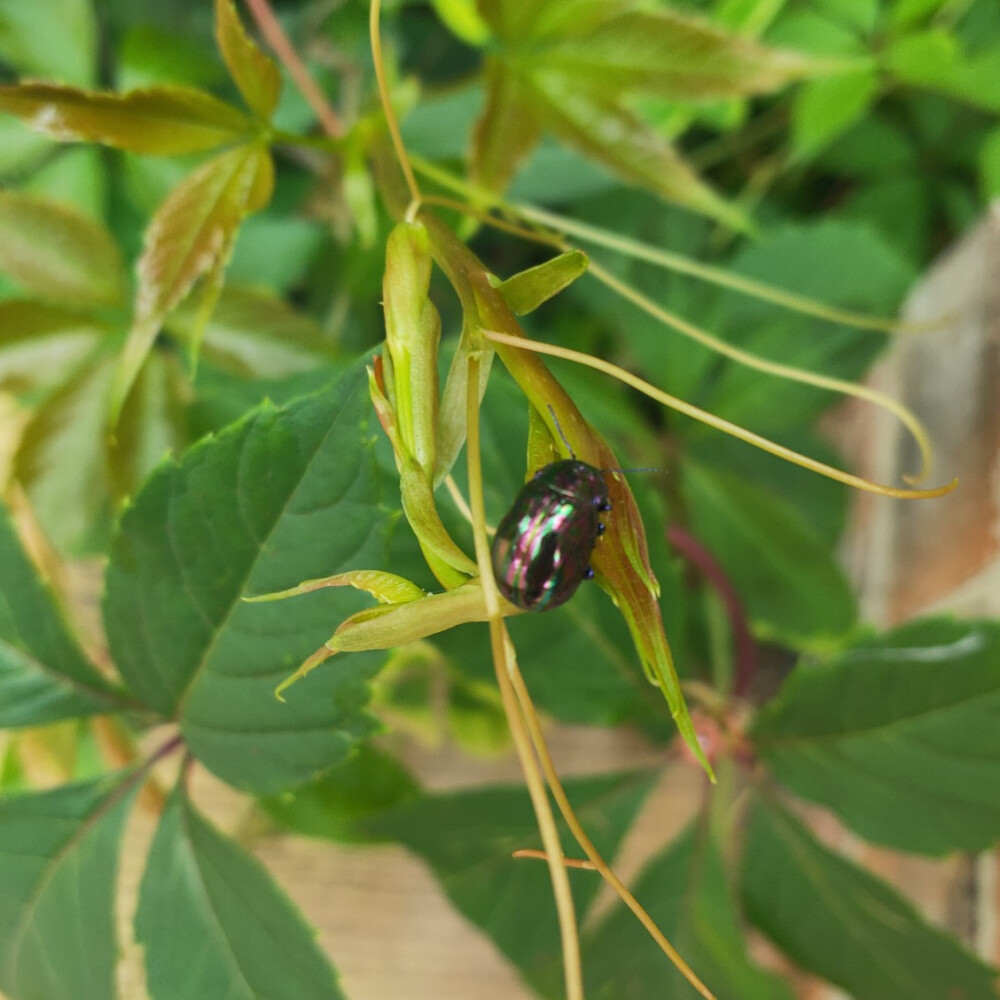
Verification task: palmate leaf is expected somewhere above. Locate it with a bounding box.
[585,819,794,1000]
[104,358,395,793]
[214,0,282,122]
[741,798,999,1000]
[136,786,344,1000]
[0,773,135,1000]
[365,770,656,995]
[0,190,125,309]
[110,141,274,421]
[753,618,1000,854]
[0,499,118,728]
[0,82,255,154]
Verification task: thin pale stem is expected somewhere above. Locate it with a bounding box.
[369,0,421,206]
[244,0,343,137]
[482,330,957,501]
[465,353,584,1000]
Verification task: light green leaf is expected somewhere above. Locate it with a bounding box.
[111,142,274,422]
[214,0,282,121]
[0,190,125,308]
[742,798,999,1000]
[136,786,345,1000]
[585,820,794,1000]
[431,0,491,45]
[0,499,117,727]
[753,618,1000,854]
[0,774,134,1000]
[0,0,97,85]
[498,249,589,315]
[791,69,880,159]
[679,461,856,647]
[365,771,656,994]
[21,145,107,221]
[0,82,255,154]
[104,359,395,793]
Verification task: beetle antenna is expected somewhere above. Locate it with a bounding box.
[546,404,576,459]
[602,466,665,475]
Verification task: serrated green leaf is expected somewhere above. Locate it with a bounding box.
[679,461,856,647]
[0,500,117,727]
[742,797,999,1000]
[585,820,794,1000]
[0,82,255,154]
[0,191,125,308]
[0,301,103,394]
[471,59,541,194]
[0,0,97,86]
[542,9,837,100]
[365,770,656,993]
[111,142,274,421]
[215,0,282,121]
[791,69,879,159]
[527,73,747,230]
[753,618,1000,854]
[104,359,395,793]
[0,773,134,1000]
[166,284,336,377]
[136,786,344,1000]
[259,743,419,843]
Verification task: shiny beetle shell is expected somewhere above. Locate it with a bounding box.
[491,460,611,612]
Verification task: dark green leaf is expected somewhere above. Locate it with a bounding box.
[214,0,282,121]
[753,618,1000,854]
[0,499,117,727]
[742,797,999,1000]
[136,786,345,1000]
[365,770,656,993]
[0,83,256,154]
[111,141,274,420]
[104,358,395,793]
[259,743,419,843]
[0,774,134,1000]
[679,461,856,647]
[585,819,794,1000]
[0,191,125,308]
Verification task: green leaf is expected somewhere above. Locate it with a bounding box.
[791,69,879,159]
[979,125,1000,199]
[0,301,103,395]
[471,59,541,194]
[214,0,282,121]
[431,0,491,45]
[166,284,335,378]
[752,618,1000,854]
[0,774,134,1000]
[111,142,274,421]
[742,797,999,1000]
[528,73,747,230]
[104,359,395,793]
[365,771,656,993]
[0,500,116,727]
[0,83,255,154]
[0,0,97,85]
[499,249,589,315]
[542,9,837,99]
[0,191,125,308]
[585,820,794,1000]
[679,461,856,647]
[136,786,345,1000]
[259,743,419,843]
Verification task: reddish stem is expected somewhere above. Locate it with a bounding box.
[667,524,757,697]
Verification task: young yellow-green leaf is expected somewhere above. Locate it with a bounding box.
[752,618,1000,855]
[542,8,836,99]
[0,301,104,394]
[214,0,282,121]
[111,142,273,421]
[0,82,255,154]
[136,787,345,1000]
[0,774,135,1000]
[528,72,748,230]
[471,59,541,194]
[742,798,999,1000]
[430,0,491,45]
[498,249,589,315]
[0,191,125,308]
